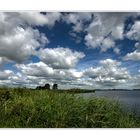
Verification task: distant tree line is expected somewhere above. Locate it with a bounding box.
[36,83,58,90]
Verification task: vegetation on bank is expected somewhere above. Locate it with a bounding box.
[50,88,95,94]
[0,88,139,128]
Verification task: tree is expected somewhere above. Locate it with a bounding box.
[52,84,58,90]
[44,84,50,90]
[36,83,51,90]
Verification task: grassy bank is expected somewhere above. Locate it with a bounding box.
[0,88,139,128]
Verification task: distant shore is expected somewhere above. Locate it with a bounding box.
[95,89,140,91]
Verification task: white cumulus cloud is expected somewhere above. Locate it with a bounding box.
[84,13,135,52]
[123,51,140,61]
[0,12,51,63]
[38,47,85,69]
[84,59,131,88]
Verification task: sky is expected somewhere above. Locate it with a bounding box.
[0,12,140,89]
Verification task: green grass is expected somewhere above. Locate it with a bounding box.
[0,88,139,128]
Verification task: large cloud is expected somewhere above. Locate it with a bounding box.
[16,61,83,79]
[0,27,48,63]
[126,21,140,41]
[16,61,54,77]
[38,47,85,69]
[0,12,62,63]
[15,61,83,87]
[84,13,135,52]
[124,20,140,61]
[123,51,140,61]
[84,59,131,88]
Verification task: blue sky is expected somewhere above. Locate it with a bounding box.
[0,12,140,89]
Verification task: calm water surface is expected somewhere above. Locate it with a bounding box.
[80,90,140,116]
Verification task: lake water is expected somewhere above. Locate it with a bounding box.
[80,90,140,116]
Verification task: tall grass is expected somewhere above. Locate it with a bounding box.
[0,88,139,128]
